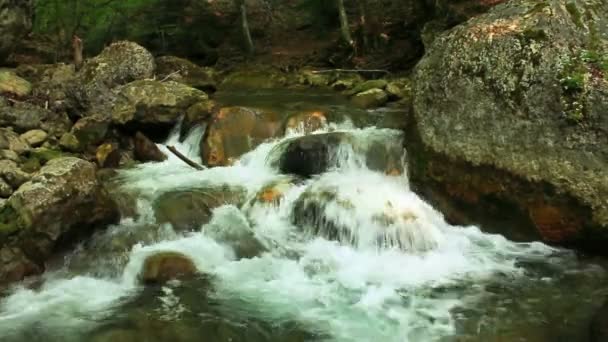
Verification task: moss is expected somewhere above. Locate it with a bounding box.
[565,2,584,29]
[21,157,41,173]
[522,28,548,42]
[525,2,549,16]
[0,205,24,242]
[29,148,72,164]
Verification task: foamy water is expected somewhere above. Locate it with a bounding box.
[0,113,605,341]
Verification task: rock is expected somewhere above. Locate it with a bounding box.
[134,132,167,162]
[0,99,46,132]
[181,99,216,139]
[201,106,282,166]
[0,178,12,198]
[155,56,217,91]
[27,147,71,166]
[276,131,404,177]
[412,0,608,249]
[0,149,18,162]
[0,128,29,155]
[346,79,388,96]
[153,187,245,231]
[292,184,442,252]
[0,70,32,97]
[385,79,412,100]
[140,252,197,284]
[3,157,118,281]
[111,80,208,126]
[351,88,389,108]
[0,247,41,287]
[298,70,333,88]
[203,205,267,259]
[71,115,109,146]
[432,0,507,26]
[285,111,328,134]
[0,1,33,62]
[330,74,364,91]
[249,177,298,206]
[96,143,121,168]
[59,133,81,152]
[591,300,608,342]
[79,41,155,89]
[220,67,289,90]
[19,129,47,147]
[0,160,30,188]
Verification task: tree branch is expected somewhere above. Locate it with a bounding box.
[166,146,206,170]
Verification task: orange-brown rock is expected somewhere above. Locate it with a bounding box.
[201,106,282,167]
[528,202,582,244]
[134,132,167,163]
[140,252,197,285]
[285,111,327,134]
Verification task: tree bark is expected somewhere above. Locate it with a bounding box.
[235,0,254,55]
[337,0,353,47]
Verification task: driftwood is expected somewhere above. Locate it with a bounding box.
[166,145,206,170]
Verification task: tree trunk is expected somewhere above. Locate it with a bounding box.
[337,0,353,47]
[357,0,369,51]
[235,0,254,55]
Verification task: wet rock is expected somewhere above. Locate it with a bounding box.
[385,78,412,100]
[0,70,31,97]
[412,0,608,249]
[351,88,389,108]
[111,80,208,126]
[19,129,47,147]
[155,56,217,92]
[71,115,109,147]
[249,177,298,207]
[0,160,30,189]
[140,252,198,284]
[0,247,41,287]
[204,206,267,259]
[591,299,608,342]
[153,187,245,231]
[2,157,118,281]
[220,67,290,90]
[201,106,282,166]
[276,131,404,177]
[96,143,121,168]
[346,79,388,96]
[285,111,328,134]
[134,132,167,162]
[58,132,81,152]
[181,99,216,139]
[0,0,32,61]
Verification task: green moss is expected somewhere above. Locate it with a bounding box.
[522,29,548,42]
[29,148,72,165]
[566,2,584,28]
[526,3,549,16]
[0,205,23,242]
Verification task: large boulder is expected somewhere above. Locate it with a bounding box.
[75,41,155,113]
[412,0,608,250]
[111,80,208,126]
[0,69,31,97]
[153,186,245,231]
[0,1,33,63]
[155,56,218,92]
[201,106,282,166]
[0,98,70,136]
[0,157,118,284]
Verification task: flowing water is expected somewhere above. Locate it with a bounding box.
[0,90,607,342]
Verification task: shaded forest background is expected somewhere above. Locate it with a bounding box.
[16,0,500,71]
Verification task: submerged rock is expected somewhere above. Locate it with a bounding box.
[201,106,282,166]
[203,206,267,259]
[153,187,245,231]
[412,0,608,250]
[140,252,198,284]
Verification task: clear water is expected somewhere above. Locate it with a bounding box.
[0,89,606,342]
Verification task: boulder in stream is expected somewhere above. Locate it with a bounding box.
[411,0,608,251]
[153,186,245,231]
[140,252,198,284]
[201,106,282,166]
[134,132,167,162]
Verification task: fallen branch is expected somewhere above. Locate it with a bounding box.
[166,145,206,170]
[311,69,389,75]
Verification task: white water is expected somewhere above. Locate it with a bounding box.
[0,119,601,341]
